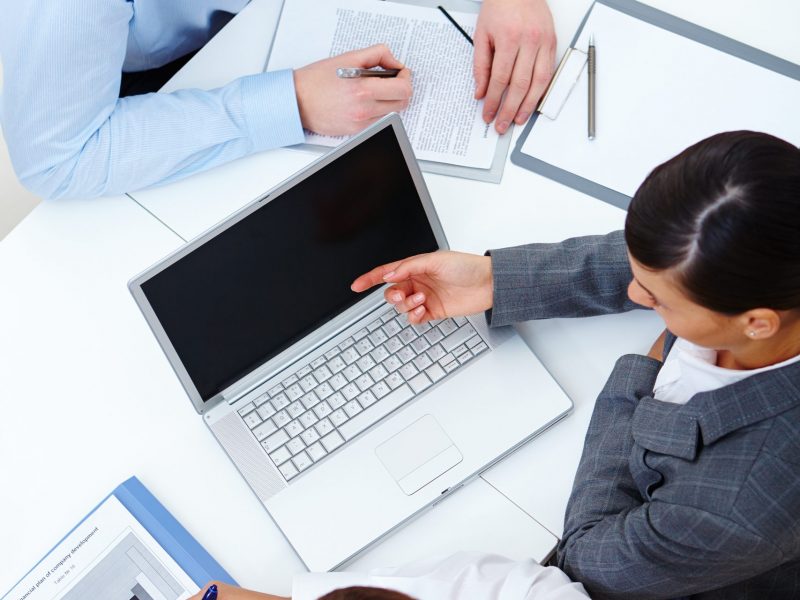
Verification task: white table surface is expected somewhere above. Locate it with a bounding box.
[2,1,798,597]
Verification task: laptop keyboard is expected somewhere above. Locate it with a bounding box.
[235,307,488,481]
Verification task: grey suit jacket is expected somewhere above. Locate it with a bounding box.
[487,231,800,599]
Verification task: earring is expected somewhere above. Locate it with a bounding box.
[748,331,756,337]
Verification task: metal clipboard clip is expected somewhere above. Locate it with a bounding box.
[536,47,588,120]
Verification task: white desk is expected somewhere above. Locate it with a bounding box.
[2,1,798,597]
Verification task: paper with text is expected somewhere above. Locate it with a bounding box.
[267,0,499,169]
[7,496,199,600]
[520,3,800,197]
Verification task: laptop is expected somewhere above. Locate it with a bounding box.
[129,114,572,572]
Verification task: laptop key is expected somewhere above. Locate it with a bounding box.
[342,347,360,364]
[307,442,327,462]
[443,360,459,374]
[425,363,446,383]
[268,385,284,397]
[371,380,390,399]
[466,335,482,349]
[281,374,299,388]
[398,346,416,363]
[355,338,374,355]
[353,328,369,341]
[368,329,388,346]
[344,400,363,418]
[286,401,304,419]
[385,337,403,353]
[408,372,432,394]
[473,342,489,355]
[339,384,415,441]
[329,356,347,373]
[458,352,473,365]
[254,393,271,407]
[328,391,346,409]
[369,364,389,381]
[338,337,355,350]
[342,383,360,400]
[313,365,332,382]
[329,373,348,391]
[301,427,320,446]
[321,431,345,452]
[382,320,402,337]
[381,309,396,323]
[425,328,444,345]
[310,356,326,369]
[398,327,417,344]
[438,319,458,336]
[279,461,298,480]
[299,375,317,393]
[285,419,303,439]
[356,354,376,372]
[410,337,430,354]
[299,410,318,429]
[237,402,255,416]
[270,446,291,466]
[262,429,289,452]
[371,345,390,363]
[301,391,320,410]
[271,392,290,411]
[285,384,303,401]
[355,373,374,392]
[399,363,419,380]
[329,409,348,427]
[315,417,334,436]
[313,400,332,419]
[287,437,305,456]
[383,354,402,373]
[315,382,334,399]
[324,347,340,360]
[273,410,290,428]
[441,325,477,353]
[386,372,404,389]
[292,451,313,472]
[243,411,262,429]
[296,365,313,378]
[413,353,433,371]
[342,365,361,382]
[253,420,277,441]
[257,403,276,421]
[358,390,377,408]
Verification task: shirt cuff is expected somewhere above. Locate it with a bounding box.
[238,69,305,151]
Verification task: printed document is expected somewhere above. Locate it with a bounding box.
[267,0,499,169]
[7,496,199,600]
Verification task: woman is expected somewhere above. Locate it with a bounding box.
[348,130,800,598]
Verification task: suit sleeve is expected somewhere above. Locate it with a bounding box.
[556,355,786,599]
[486,231,640,327]
[0,0,304,200]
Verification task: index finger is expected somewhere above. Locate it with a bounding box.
[351,260,404,292]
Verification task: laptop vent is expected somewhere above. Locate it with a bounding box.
[210,411,287,502]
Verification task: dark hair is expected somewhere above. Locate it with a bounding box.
[625,131,800,314]
[317,587,415,600]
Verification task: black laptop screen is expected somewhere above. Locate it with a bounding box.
[141,126,439,401]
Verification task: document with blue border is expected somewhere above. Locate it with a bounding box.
[2,478,234,600]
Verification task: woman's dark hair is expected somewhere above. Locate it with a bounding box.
[317,586,415,600]
[625,131,800,314]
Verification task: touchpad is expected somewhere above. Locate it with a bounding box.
[375,415,463,495]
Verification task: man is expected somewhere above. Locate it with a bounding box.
[0,0,555,200]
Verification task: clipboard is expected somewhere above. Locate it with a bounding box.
[511,0,800,209]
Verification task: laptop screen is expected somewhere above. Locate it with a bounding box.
[141,125,439,402]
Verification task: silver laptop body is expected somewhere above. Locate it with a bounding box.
[129,114,572,572]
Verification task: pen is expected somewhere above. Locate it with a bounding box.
[438,6,473,46]
[202,584,218,600]
[588,34,596,140]
[336,68,400,78]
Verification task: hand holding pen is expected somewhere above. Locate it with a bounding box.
[293,44,412,137]
[191,582,289,600]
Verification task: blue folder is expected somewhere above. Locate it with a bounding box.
[2,477,236,599]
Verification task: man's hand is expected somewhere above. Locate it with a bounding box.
[474,0,556,134]
[351,251,493,324]
[188,582,288,600]
[646,329,668,362]
[294,44,412,136]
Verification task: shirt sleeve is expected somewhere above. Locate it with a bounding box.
[0,0,304,200]
[292,552,589,600]
[485,231,640,327]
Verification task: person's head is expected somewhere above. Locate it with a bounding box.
[624,131,800,353]
[317,587,415,600]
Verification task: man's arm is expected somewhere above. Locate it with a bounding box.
[487,230,640,326]
[0,1,410,200]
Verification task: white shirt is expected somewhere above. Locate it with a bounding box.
[292,552,589,600]
[654,338,800,405]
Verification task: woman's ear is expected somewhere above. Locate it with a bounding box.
[740,308,781,340]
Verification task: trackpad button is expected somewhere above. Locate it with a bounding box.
[375,415,463,495]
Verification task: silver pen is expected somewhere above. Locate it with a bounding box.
[336,68,401,79]
[588,34,596,140]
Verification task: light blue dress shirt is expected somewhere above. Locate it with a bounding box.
[0,0,304,200]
